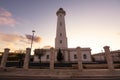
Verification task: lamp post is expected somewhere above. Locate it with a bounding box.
[30,30,35,55]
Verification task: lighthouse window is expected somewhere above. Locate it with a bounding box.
[60,22,62,26]
[60,40,62,44]
[60,33,62,36]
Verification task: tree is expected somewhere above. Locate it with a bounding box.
[117,53,120,62]
[57,49,64,62]
[16,53,25,68]
[34,49,45,63]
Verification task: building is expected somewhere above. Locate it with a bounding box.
[34,8,92,63]
[55,8,68,49]
[92,50,120,62]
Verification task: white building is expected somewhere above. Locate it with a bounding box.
[92,50,120,62]
[34,8,92,63]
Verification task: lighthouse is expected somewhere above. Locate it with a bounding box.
[34,8,92,63]
[55,8,68,49]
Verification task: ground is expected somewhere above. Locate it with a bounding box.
[0,68,120,80]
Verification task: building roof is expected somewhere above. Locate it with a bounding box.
[92,50,120,56]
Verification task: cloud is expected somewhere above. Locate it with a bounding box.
[43,45,52,49]
[25,34,42,43]
[0,33,25,42]
[0,33,42,44]
[0,33,27,51]
[0,7,16,26]
[117,33,120,35]
[0,33,42,51]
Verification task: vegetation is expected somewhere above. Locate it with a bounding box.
[0,52,25,68]
[117,54,120,62]
[34,49,46,63]
[16,53,25,68]
[57,49,64,62]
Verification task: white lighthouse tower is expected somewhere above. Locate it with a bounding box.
[55,8,68,49]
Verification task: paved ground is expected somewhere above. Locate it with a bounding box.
[0,76,120,80]
[0,68,120,80]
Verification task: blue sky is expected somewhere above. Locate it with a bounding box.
[0,0,120,54]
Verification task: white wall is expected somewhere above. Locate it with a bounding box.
[33,48,92,63]
[81,51,92,62]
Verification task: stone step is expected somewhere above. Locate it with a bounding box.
[0,76,120,80]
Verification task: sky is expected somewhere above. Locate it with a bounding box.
[0,0,120,54]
